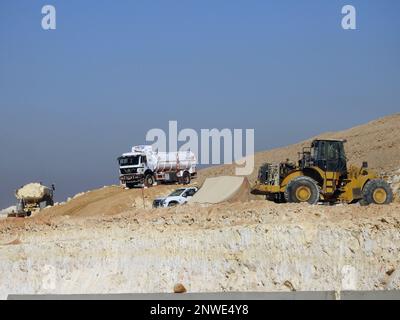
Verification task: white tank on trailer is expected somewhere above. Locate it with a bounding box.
[154,151,196,172]
[118,145,197,187]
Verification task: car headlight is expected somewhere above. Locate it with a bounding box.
[137,168,144,174]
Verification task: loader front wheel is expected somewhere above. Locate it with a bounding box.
[360,179,393,205]
[284,176,320,205]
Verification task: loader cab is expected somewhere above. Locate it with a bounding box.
[309,139,347,173]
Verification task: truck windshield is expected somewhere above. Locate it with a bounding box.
[169,189,185,197]
[119,156,140,166]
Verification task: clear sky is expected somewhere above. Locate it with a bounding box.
[0,0,399,208]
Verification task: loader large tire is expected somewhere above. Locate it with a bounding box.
[360,179,393,206]
[284,176,320,205]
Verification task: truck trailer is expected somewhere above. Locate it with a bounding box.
[118,145,197,188]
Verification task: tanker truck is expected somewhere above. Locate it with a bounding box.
[118,145,197,188]
[8,183,55,217]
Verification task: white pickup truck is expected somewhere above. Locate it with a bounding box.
[153,187,198,208]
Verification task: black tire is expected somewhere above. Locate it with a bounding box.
[284,176,320,205]
[144,174,155,187]
[168,201,178,207]
[360,179,393,206]
[182,171,191,185]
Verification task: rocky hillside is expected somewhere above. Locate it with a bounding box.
[199,113,400,184]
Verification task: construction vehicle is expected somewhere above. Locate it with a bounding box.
[118,145,197,188]
[8,183,55,217]
[252,139,393,205]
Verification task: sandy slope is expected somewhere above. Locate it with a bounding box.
[199,113,400,184]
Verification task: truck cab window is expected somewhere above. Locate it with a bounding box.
[119,156,140,166]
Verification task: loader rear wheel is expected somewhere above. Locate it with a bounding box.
[360,179,393,205]
[284,176,320,205]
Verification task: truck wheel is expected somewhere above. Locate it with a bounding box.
[182,172,191,185]
[360,179,393,205]
[144,174,155,187]
[284,176,320,205]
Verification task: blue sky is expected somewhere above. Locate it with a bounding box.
[0,0,399,207]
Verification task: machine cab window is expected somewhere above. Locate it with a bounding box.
[312,140,347,172]
[118,156,140,166]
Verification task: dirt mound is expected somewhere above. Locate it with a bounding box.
[35,185,182,219]
[190,176,251,204]
[199,113,400,184]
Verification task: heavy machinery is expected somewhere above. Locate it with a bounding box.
[252,139,393,205]
[118,145,197,188]
[8,183,55,217]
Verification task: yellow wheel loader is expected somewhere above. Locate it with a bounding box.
[252,139,393,205]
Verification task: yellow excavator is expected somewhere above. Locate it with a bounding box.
[252,139,393,205]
